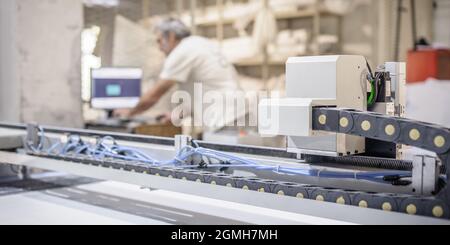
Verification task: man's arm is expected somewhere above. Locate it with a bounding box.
[114,79,176,118]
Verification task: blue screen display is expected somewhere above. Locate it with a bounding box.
[93,78,141,98]
[106,84,122,96]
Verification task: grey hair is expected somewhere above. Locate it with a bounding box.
[156,18,191,40]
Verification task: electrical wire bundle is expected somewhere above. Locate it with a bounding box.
[173,145,412,184]
[31,129,413,184]
[46,135,164,166]
[366,60,384,108]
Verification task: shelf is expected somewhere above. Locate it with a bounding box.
[142,1,344,78]
[232,56,289,67]
[169,4,343,28]
[194,7,342,27]
[232,52,338,67]
[274,8,340,21]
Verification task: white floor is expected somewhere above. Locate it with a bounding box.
[0,180,355,225]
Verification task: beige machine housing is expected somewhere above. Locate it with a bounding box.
[259,55,368,157]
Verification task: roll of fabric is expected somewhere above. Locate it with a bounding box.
[252,4,278,51]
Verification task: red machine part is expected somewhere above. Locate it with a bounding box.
[407,49,450,83]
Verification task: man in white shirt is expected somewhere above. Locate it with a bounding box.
[114,18,242,133]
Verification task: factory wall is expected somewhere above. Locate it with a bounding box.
[0,0,83,128]
[0,0,20,122]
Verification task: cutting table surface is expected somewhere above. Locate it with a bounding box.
[0,174,357,225]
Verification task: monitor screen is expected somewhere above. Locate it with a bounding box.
[91,67,142,110]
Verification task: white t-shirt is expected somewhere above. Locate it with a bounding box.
[160,36,243,132]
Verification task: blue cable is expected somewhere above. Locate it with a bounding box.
[41,135,413,184]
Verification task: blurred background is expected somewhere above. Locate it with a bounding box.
[0,0,449,147]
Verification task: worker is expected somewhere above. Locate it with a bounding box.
[114,18,243,135]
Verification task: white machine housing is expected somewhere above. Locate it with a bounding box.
[259,55,368,156]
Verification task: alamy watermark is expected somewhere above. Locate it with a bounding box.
[168,83,281,131]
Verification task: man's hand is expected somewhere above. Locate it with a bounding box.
[156,112,172,124]
[112,79,176,119]
[113,108,133,118]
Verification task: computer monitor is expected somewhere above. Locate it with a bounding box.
[91,67,142,112]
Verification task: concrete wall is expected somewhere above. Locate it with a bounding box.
[0,0,83,128]
[0,0,20,122]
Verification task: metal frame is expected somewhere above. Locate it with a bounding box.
[0,151,448,225]
[1,122,449,221]
[0,122,297,158]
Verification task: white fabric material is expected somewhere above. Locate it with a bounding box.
[160,36,243,132]
[252,6,278,51]
[406,79,450,127]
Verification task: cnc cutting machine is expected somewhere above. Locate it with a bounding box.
[0,55,449,224]
[259,55,449,219]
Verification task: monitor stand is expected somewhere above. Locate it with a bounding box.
[104,110,132,124]
[106,110,114,119]
[87,110,127,128]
